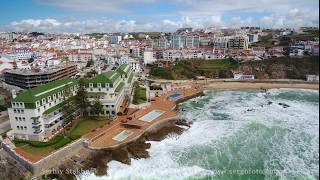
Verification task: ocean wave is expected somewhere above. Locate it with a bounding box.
[80,89,319,180]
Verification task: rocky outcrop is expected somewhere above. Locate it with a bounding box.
[44,119,186,179]
[0,151,32,180]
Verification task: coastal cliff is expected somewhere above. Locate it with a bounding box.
[44,119,188,180]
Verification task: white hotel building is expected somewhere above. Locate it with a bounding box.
[8,64,134,141]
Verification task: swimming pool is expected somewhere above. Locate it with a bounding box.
[139,110,165,122]
[112,130,133,142]
[169,93,183,99]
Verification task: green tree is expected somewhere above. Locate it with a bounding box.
[86,59,94,67]
[28,58,34,63]
[283,47,290,56]
[91,98,103,116]
[61,85,76,133]
[74,78,89,117]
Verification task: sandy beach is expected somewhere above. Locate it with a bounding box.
[204,82,319,90]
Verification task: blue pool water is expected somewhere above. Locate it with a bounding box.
[169,93,183,99]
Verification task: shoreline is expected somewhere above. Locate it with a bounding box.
[202,81,319,91]
[45,119,187,179]
[7,82,318,179]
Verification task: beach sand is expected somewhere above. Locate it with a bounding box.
[204,82,319,90]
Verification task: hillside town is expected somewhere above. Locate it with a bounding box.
[0,26,319,179]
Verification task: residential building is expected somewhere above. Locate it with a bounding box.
[143,50,156,64]
[158,37,168,50]
[68,52,93,62]
[228,36,249,50]
[306,75,319,82]
[15,48,33,61]
[171,35,185,49]
[247,34,259,43]
[4,65,78,89]
[108,35,122,44]
[186,35,200,48]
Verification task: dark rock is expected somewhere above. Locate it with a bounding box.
[176,119,191,127]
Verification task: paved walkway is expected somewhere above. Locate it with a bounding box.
[85,87,203,149]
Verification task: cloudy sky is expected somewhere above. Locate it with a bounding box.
[0,0,319,33]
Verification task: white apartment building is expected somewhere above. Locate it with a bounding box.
[8,78,79,141]
[15,48,33,60]
[143,50,156,64]
[8,65,134,142]
[108,35,122,44]
[68,53,93,62]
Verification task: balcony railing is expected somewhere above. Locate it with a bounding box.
[33,130,43,134]
[32,124,42,129]
[32,121,41,125]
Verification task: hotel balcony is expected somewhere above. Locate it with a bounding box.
[32,124,42,129]
[32,120,41,125]
[33,129,43,134]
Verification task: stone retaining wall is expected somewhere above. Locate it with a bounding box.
[0,138,85,177]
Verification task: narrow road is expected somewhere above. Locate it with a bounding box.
[0,120,10,134]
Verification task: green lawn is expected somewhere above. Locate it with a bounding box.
[133,83,147,105]
[19,144,56,157]
[67,117,109,137]
[198,60,232,70]
[15,117,110,157]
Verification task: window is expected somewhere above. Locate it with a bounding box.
[36,101,40,107]
[14,109,17,113]
[24,126,27,130]
[53,94,56,99]
[42,98,46,104]
[22,117,26,121]
[58,92,61,97]
[48,96,51,102]
[15,117,18,121]
[17,126,20,130]
[21,109,24,113]
[97,83,101,88]
[89,83,93,88]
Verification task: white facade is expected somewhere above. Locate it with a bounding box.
[68,53,93,62]
[143,51,156,64]
[9,82,79,141]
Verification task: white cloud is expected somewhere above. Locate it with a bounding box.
[35,0,158,13]
[2,0,319,32]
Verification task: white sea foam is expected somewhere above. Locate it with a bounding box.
[79,89,319,180]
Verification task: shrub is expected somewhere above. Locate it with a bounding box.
[29,135,64,147]
[67,134,81,140]
[14,135,64,147]
[54,137,72,149]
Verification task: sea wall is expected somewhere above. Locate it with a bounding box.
[0,137,85,177]
[0,139,34,173]
[32,138,85,177]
